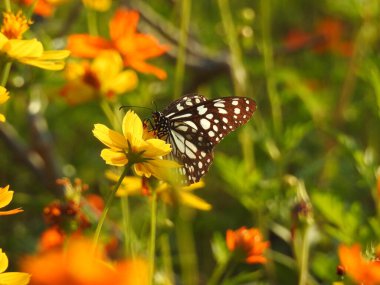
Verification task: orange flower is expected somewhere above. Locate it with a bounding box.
[22,237,148,285]
[226,227,269,264]
[20,0,69,17]
[338,244,380,285]
[67,9,169,79]
[39,227,65,252]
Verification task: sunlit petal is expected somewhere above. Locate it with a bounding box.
[93,124,128,150]
[100,149,128,166]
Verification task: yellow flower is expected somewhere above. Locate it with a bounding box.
[0,185,23,216]
[61,51,137,105]
[82,0,111,11]
[107,171,211,210]
[0,11,70,70]
[0,86,10,122]
[0,248,30,285]
[93,110,180,180]
[1,11,32,39]
[157,180,211,211]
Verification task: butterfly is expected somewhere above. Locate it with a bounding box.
[151,94,257,185]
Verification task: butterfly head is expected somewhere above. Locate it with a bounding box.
[152,111,170,139]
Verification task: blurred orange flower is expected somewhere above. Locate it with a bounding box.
[0,185,23,216]
[67,9,169,79]
[22,237,148,285]
[61,51,137,105]
[338,244,380,285]
[20,0,69,17]
[226,226,269,264]
[39,227,65,252]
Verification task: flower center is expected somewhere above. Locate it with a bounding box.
[1,11,33,39]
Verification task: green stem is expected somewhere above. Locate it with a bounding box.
[86,8,99,36]
[4,0,11,12]
[176,207,198,285]
[160,233,174,285]
[298,227,310,285]
[149,190,158,285]
[260,0,282,136]
[218,0,247,97]
[1,62,12,87]
[92,165,130,254]
[173,0,192,99]
[207,254,232,285]
[100,100,118,130]
[121,196,135,258]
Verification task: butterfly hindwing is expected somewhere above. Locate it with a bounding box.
[153,95,256,184]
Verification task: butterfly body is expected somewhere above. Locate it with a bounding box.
[152,95,256,184]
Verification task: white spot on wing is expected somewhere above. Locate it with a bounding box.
[197,105,208,115]
[200,118,211,130]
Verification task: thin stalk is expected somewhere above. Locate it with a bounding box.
[217,0,247,97]
[121,196,135,258]
[173,0,192,99]
[86,8,99,36]
[260,0,282,136]
[92,165,130,254]
[207,254,232,285]
[176,207,198,285]
[160,233,174,285]
[100,100,118,130]
[1,62,12,87]
[298,227,310,285]
[4,0,11,12]
[149,190,158,285]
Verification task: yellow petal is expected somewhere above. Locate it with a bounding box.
[133,163,152,178]
[179,191,212,211]
[3,39,43,59]
[122,111,143,147]
[105,171,142,196]
[0,272,31,285]
[0,33,8,49]
[0,249,8,273]
[140,138,172,158]
[0,114,5,122]
[107,70,138,94]
[93,51,123,79]
[0,87,10,104]
[18,58,66,70]
[39,50,71,60]
[93,124,128,150]
[182,181,205,192]
[100,148,128,166]
[0,187,13,209]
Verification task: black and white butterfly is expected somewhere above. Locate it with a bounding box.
[151,94,256,185]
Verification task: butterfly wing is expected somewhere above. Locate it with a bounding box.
[160,96,256,184]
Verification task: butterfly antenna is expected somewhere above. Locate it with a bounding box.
[119,105,153,112]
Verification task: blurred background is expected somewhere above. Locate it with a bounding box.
[1,0,380,284]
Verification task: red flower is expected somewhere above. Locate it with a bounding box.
[67,9,169,80]
[226,227,269,264]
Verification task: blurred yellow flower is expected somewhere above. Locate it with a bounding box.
[0,185,23,216]
[22,237,148,285]
[0,248,30,285]
[61,51,137,105]
[0,11,70,70]
[107,171,211,210]
[93,110,180,180]
[157,181,211,211]
[82,0,111,11]
[0,86,10,122]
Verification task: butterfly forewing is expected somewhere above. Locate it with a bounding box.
[153,95,256,184]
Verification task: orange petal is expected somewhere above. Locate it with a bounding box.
[0,208,23,215]
[67,35,113,58]
[109,9,139,42]
[133,34,170,59]
[127,59,167,80]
